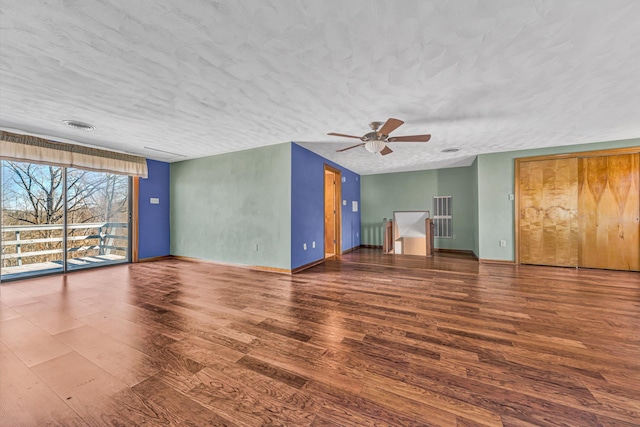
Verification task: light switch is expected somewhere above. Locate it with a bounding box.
[352,201,358,212]
[343,200,347,205]
[150,198,160,204]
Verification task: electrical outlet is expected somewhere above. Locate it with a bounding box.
[499,240,507,247]
[303,243,307,250]
[508,194,515,201]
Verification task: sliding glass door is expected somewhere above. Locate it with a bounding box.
[65,168,130,271]
[1,161,65,278]
[1,161,131,280]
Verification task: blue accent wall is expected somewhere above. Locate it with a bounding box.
[341,169,361,252]
[138,159,170,259]
[291,143,361,270]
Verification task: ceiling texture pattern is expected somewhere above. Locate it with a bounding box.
[1,0,639,175]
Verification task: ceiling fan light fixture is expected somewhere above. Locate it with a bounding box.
[364,140,386,153]
[330,118,431,154]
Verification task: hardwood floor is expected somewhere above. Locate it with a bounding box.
[1,249,639,426]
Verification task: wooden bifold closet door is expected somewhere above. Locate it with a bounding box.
[518,158,578,267]
[578,153,640,270]
[517,151,639,271]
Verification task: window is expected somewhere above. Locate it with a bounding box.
[65,168,130,271]
[1,160,131,280]
[433,196,453,238]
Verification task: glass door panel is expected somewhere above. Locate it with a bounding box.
[66,169,130,271]
[1,161,64,280]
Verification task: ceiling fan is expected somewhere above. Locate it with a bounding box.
[328,118,431,155]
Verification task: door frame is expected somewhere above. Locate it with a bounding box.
[324,164,342,258]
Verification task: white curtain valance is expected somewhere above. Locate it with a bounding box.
[0,131,148,178]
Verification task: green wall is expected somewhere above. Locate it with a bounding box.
[361,165,478,253]
[477,138,640,261]
[167,137,637,269]
[170,143,291,270]
[470,157,479,257]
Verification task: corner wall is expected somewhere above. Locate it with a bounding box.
[138,159,170,259]
[170,143,291,270]
[361,165,477,253]
[291,143,361,270]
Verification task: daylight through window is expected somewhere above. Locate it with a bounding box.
[1,160,131,280]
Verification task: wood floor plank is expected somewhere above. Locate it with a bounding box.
[0,316,73,367]
[188,366,317,426]
[132,375,238,426]
[0,302,21,321]
[236,354,310,389]
[31,351,169,426]
[55,324,160,386]
[359,384,460,426]
[10,300,85,334]
[1,249,639,426]
[0,342,85,426]
[305,380,433,427]
[167,335,246,365]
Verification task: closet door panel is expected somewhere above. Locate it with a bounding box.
[519,158,578,267]
[579,154,640,271]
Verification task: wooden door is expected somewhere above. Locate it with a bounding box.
[518,158,578,266]
[324,170,336,257]
[578,153,640,271]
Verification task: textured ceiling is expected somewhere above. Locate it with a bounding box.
[1,1,639,175]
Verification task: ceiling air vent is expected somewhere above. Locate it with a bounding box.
[62,120,96,131]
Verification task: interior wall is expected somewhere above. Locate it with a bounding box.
[291,143,360,270]
[170,143,291,270]
[470,157,479,257]
[138,159,171,259]
[340,169,361,253]
[477,137,640,261]
[361,165,477,252]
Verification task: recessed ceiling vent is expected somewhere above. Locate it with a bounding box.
[441,148,460,153]
[62,120,96,131]
[143,146,187,158]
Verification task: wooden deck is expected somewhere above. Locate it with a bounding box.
[1,249,639,426]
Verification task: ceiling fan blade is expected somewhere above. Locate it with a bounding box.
[336,143,365,152]
[377,118,404,136]
[387,134,431,142]
[327,132,362,139]
[380,146,393,156]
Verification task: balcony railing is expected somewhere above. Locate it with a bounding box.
[1,222,128,277]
